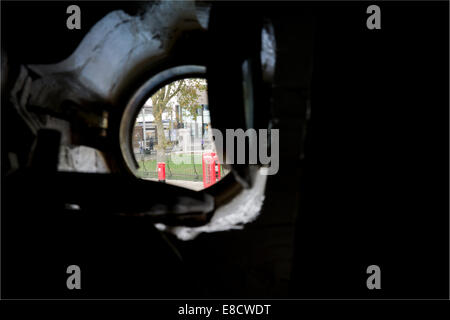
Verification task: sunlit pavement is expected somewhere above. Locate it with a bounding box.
[144,178,205,191]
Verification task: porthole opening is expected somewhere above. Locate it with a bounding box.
[131,77,229,191]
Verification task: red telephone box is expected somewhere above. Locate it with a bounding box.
[157,162,166,182]
[202,152,221,188]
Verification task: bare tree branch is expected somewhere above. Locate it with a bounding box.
[167,80,185,102]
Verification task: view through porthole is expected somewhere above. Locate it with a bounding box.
[132,78,229,191]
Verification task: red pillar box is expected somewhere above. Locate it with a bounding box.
[157,162,166,182]
[202,152,221,188]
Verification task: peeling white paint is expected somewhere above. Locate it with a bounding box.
[58,145,109,173]
[28,1,202,102]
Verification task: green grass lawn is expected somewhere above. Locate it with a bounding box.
[136,154,203,181]
[136,153,228,182]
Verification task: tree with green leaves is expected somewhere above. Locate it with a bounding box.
[150,78,207,163]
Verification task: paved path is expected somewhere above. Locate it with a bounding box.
[144,178,204,191]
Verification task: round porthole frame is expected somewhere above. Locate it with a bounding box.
[119,65,207,176]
